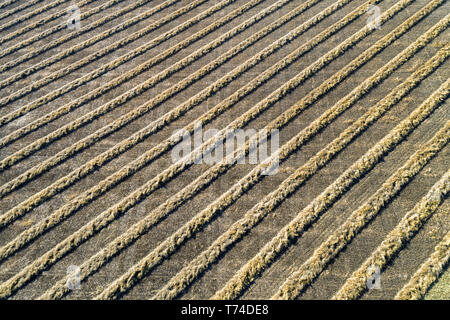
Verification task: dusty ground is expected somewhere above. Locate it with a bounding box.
[0,0,448,299]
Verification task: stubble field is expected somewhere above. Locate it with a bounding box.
[0,0,448,300]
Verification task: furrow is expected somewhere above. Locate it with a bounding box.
[395,231,450,300]
[271,107,450,300]
[332,169,450,300]
[0,0,181,75]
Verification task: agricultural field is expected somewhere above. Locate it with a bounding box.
[0,0,448,300]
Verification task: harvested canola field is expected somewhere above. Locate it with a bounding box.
[0,0,448,300]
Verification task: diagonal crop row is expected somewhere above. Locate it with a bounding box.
[0,0,334,204]
[0,0,181,75]
[0,0,401,298]
[0,0,71,33]
[158,44,450,301]
[270,95,449,300]
[332,168,449,300]
[0,0,350,260]
[0,0,26,11]
[395,230,450,300]
[0,0,250,124]
[38,0,446,299]
[0,0,122,49]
